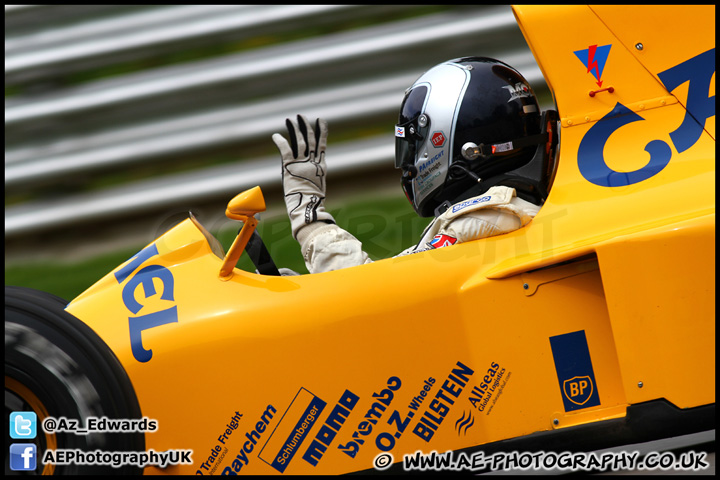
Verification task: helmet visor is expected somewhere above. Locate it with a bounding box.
[394,85,429,168]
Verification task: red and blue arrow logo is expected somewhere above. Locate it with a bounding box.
[574,44,612,87]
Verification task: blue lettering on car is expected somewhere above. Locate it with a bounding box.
[114,243,178,363]
[578,48,715,187]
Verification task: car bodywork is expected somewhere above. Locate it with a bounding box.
[9,5,715,475]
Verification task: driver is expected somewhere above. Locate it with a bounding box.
[272,57,557,274]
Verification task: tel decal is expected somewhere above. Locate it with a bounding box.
[115,243,178,363]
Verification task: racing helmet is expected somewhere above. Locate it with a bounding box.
[395,57,550,217]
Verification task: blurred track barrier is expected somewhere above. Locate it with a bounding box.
[5,137,394,236]
[5,5,547,239]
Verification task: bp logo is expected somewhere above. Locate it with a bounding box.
[431,131,446,148]
[563,376,594,406]
[549,330,601,412]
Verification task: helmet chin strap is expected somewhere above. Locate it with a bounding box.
[449,162,482,183]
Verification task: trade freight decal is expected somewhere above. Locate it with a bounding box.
[549,331,601,411]
[259,389,326,473]
[578,48,715,187]
[196,411,243,475]
[418,149,444,178]
[114,243,178,363]
[221,404,276,475]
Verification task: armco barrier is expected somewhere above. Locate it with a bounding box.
[5,5,548,239]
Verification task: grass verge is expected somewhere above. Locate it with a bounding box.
[5,194,430,302]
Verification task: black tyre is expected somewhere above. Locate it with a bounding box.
[5,286,144,475]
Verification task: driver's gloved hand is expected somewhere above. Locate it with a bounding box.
[272,114,335,241]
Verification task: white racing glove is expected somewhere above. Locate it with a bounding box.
[272,115,335,241]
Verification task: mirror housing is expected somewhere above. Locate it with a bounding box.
[219,186,266,280]
[226,186,266,219]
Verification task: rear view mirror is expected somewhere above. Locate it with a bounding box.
[219,186,265,280]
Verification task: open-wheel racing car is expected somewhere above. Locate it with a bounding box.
[5,5,715,475]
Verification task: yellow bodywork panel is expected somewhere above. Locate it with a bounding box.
[67,222,631,474]
[511,3,715,412]
[597,214,715,408]
[63,5,714,475]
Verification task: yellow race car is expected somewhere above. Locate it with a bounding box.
[5,5,714,475]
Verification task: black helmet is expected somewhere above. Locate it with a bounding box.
[395,57,554,217]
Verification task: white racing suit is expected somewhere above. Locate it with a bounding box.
[295,185,540,274]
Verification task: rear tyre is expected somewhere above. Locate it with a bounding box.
[5,286,144,475]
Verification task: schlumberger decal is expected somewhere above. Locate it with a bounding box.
[259,389,325,473]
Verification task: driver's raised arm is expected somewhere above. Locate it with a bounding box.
[272,115,372,273]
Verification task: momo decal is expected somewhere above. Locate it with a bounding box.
[549,331,600,412]
[114,243,178,363]
[574,44,612,87]
[303,389,359,468]
[259,389,325,473]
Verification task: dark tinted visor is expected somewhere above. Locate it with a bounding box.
[394,86,428,168]
[395,122,416,169]
[398,85,428,124]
